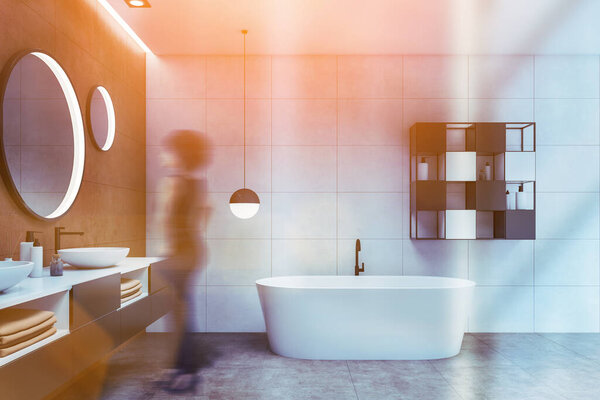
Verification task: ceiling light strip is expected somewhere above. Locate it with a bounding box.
[97,0,152,53]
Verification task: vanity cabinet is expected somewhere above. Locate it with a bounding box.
[0,258,169,400]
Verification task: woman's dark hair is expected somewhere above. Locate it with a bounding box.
[163,130,210,171]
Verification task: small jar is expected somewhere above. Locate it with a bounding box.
[50,254,63,276]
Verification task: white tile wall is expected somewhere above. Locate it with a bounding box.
[272,193,337,239]
[338,146,403,192]
[338,239,402,276]
[535,287,600,332]
[148,55,600,333]
[272,146,337,192]
[468,55,534,98]
[402,240,468,278]
[534,99,600,145]
[534,56,600,99]
[271,239,337,276]
[206,286,265,332]
[536,193,599,239]
[536,146,599,192]
[338,193,403,239]
[206,239,271,285]
[470,286,534,332]
[403,56,468,99]
[535,240,599,285]
[468,241,534,285]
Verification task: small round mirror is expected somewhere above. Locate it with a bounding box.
[0,51,85,220]
[88,86,115,151]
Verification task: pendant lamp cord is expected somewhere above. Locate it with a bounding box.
[242,30,247,188]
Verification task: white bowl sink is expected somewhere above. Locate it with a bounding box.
[0,261,34,292]
[58,247,130,269]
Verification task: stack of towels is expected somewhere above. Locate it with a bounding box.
[121,278,142,304]
[0,309,57,357]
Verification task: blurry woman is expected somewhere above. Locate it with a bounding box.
[154,129,211,393]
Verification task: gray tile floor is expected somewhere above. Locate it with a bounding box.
[55,333,600,400]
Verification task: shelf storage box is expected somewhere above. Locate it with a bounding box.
[410,122,536,240]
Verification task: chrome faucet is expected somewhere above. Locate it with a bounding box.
[355,239,365,276]
[54,227,84,251]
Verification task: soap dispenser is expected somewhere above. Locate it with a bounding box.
[30,238,43,278]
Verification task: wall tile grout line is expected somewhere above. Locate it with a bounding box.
[532,55,535,332]
[270,54,273,280]
[401,54,404,276]
[204,55,208,332]
[335,56,339,275]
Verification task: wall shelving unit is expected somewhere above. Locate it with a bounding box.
[410,122,536,240]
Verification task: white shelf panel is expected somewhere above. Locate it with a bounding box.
[118,292,148,311]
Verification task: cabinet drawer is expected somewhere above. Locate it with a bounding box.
[120,295,151,342]
[151,287,173,323]
[71,310,120,373]
[0,334,72,400]
[71,274,120,330]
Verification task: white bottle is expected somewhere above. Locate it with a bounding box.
[484,162,492,181]
[20,241,33,262]
[417,158,429,180]
[19,231,38,262]
[516,185,533,210]
[506,190,516,210]
[30,239,43,278]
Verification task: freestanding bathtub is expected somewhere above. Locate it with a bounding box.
[256,275,475,360]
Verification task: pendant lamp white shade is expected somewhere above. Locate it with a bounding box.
[229,30,260,220]
[230,188,260,219]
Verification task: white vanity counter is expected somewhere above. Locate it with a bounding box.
[0,257,164,310]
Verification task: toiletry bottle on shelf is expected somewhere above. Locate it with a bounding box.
[50,254,63,277]
[484,162,492,181]
[19,231,37,262]
[30,238,43,278]
[516,184,533,210]
[506,190,516,210]
[417,158,429,180]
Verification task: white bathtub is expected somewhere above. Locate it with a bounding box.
[256,275,475,360]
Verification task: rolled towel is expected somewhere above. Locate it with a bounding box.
[0,326,57,357]
[0,316,57,348]
[0,309,54,337]
[121,282,142,298]
[120,278,140,291]
[121,289,142,304]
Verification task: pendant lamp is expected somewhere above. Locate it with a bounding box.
[230,30,260,219]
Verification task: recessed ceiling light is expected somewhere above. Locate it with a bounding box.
[126,0,150,8]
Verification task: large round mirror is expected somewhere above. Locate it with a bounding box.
[0,51,85,220]
[88,86,115,151]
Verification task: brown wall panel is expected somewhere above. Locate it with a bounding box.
[0,0,146,263]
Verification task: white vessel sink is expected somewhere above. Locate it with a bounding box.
[0,261,34,292]
[58,247,130,269]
